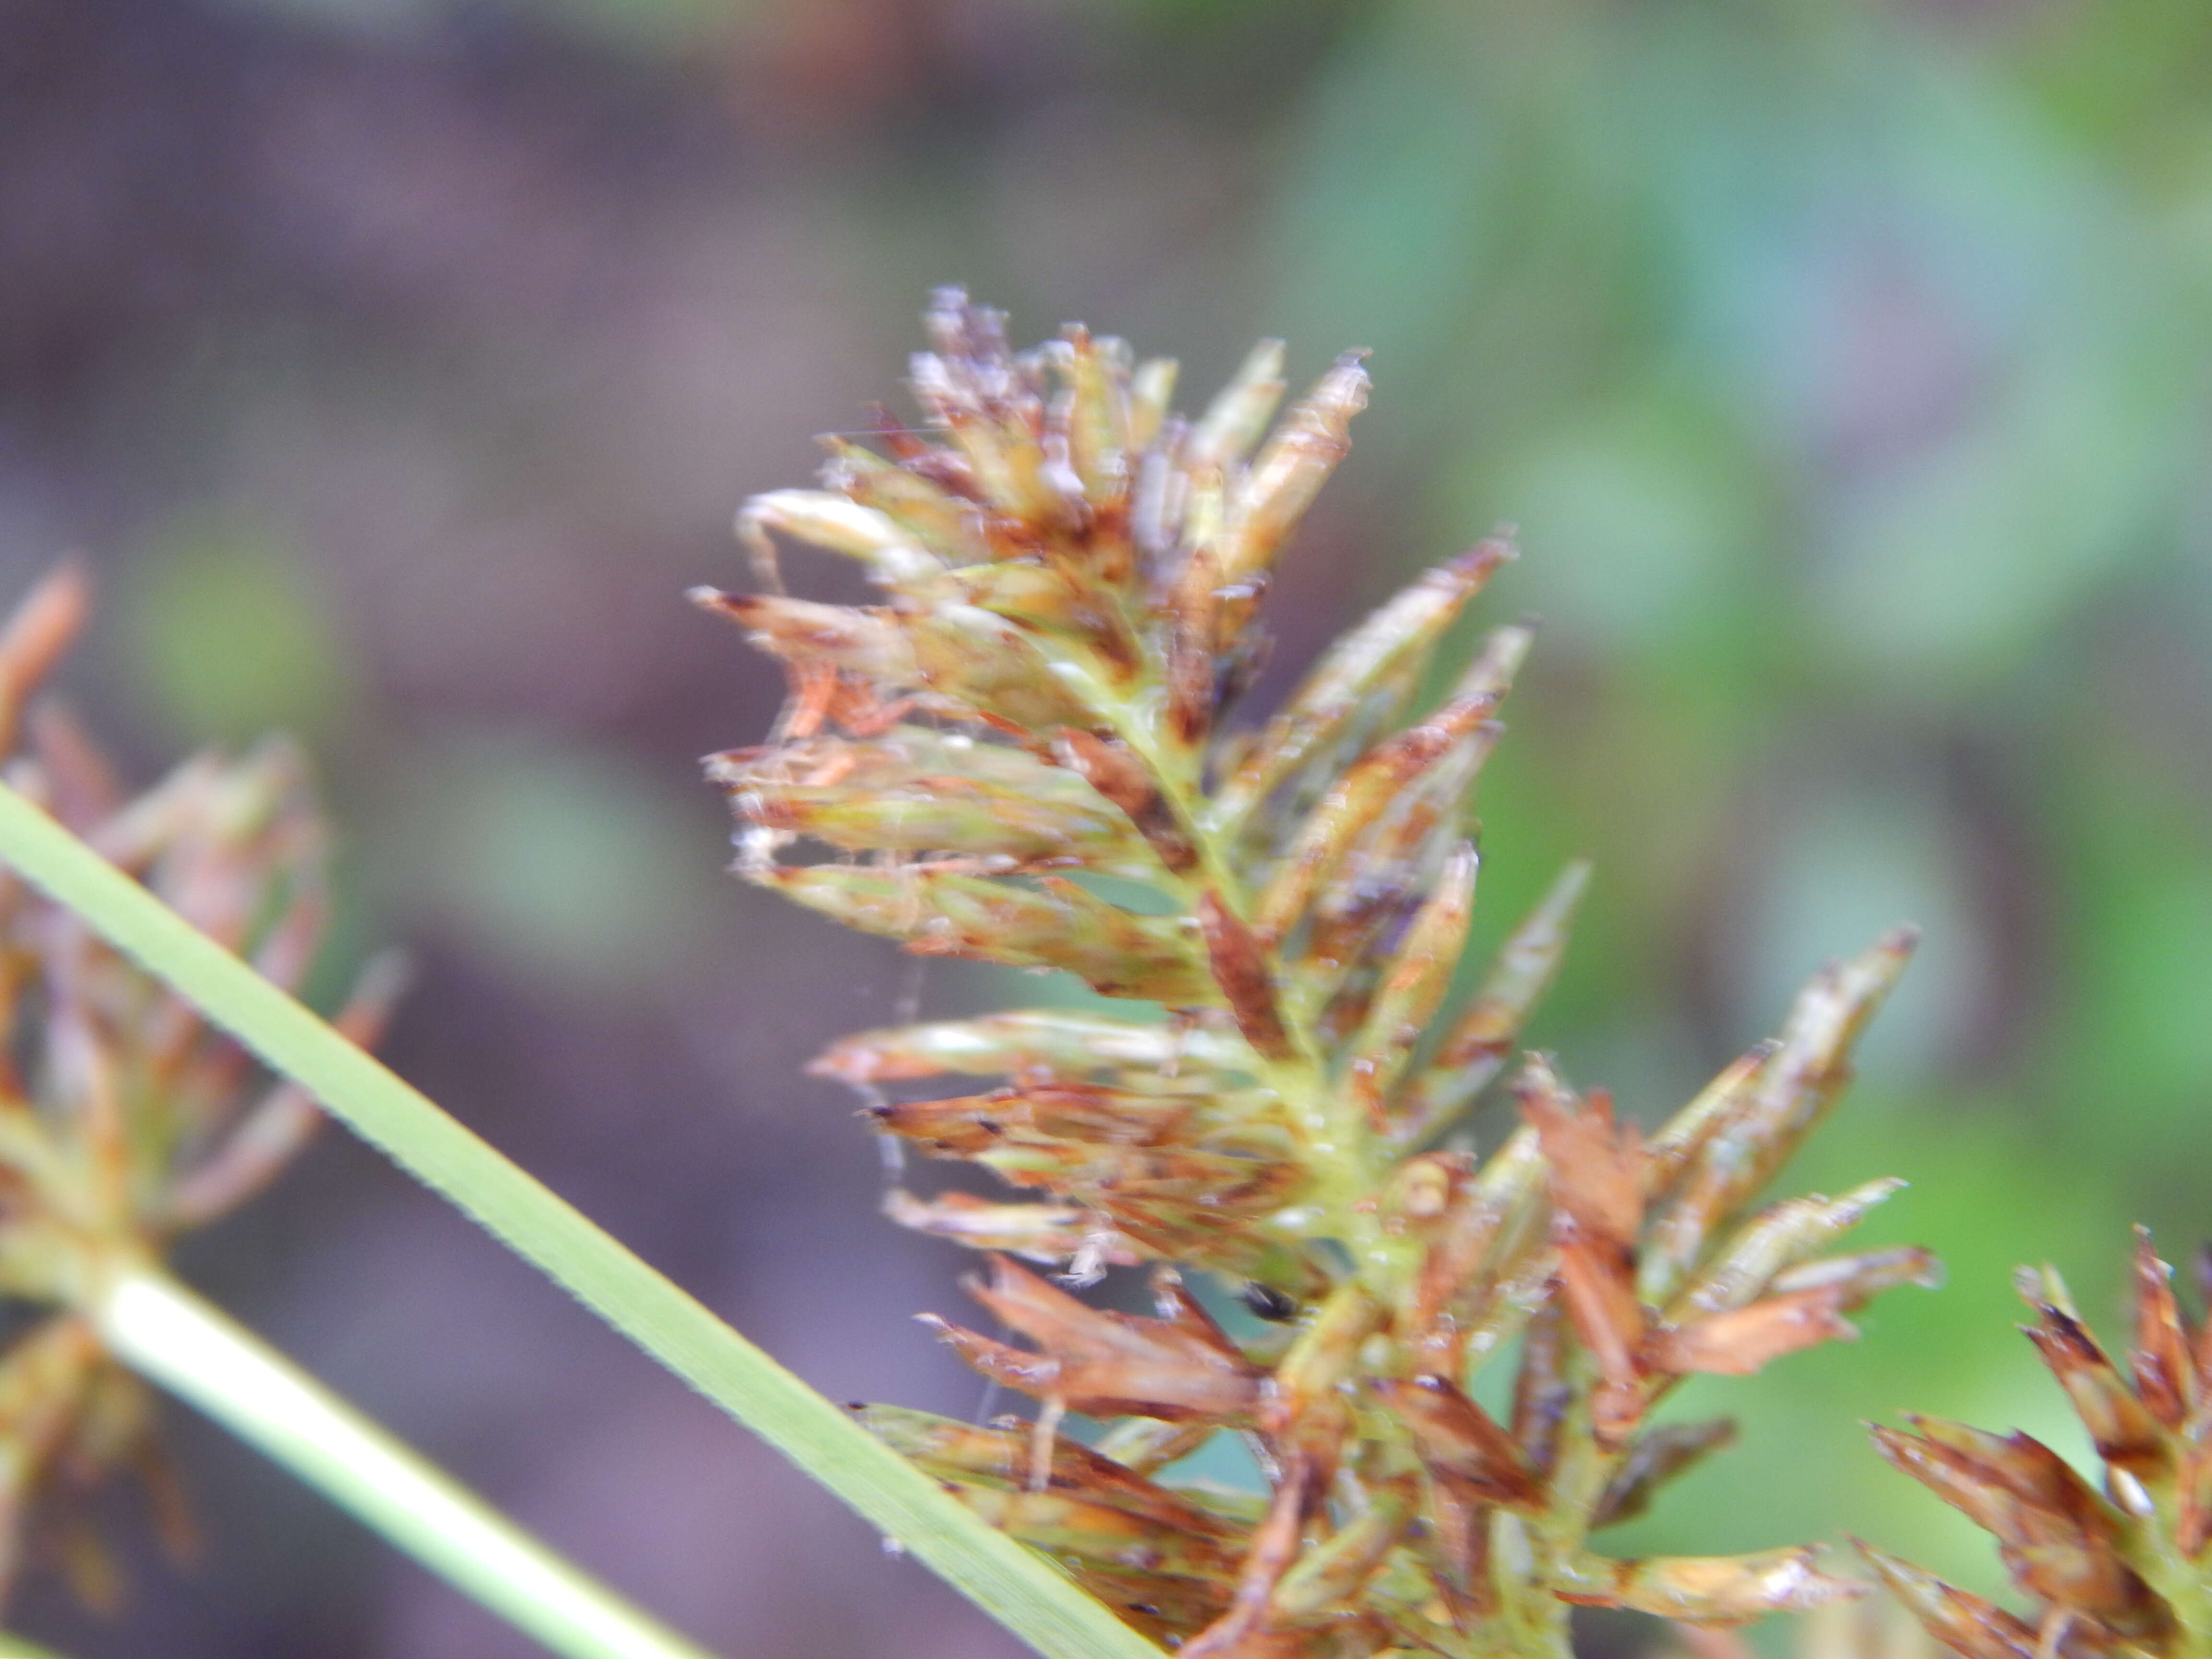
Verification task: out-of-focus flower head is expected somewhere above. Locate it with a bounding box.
[0,564,399,1610]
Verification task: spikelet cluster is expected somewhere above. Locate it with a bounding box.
[1863,1234,2212,1659]
[0,565,397,1610]
[705,291,1939,1658]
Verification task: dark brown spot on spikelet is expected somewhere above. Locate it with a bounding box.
[710,292,1935,1657]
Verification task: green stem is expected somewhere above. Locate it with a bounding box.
[0,1632,71,1659]
[0,781,1163,1659]
[1507,1358,1615,1659]
[2128,1479,2212,1659]
[90,1265,713,1659]
[1489,1512,1574,1659]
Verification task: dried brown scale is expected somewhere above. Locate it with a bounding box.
[1855,1540,2123,1659]
[1077,1565,1239,1647]
[2133,1230,2194,1430]
[1554,1548,1864,1623]
[949,1479,1248,1584]
[857,1403,1242,1538]
[1650,1288,1861,1379]
[1511,1298,1576,1486]
[714,293,1939,1658]
[868,1082,1198,1153]
[1058,730,1202,872]
[1675,1180,1910,1319]
[1690,928,1918,1222]
[1269,1482,1411,1623]
[2018,1301,2169,1479]
[810,1008,1260,1085]
[977,1148,1301,1225]
[1179,1467,1321,1655]
[1768,1245,1942,1307]
[709,727,1154,874]
[690,589,918,683]
[821,439,996,564]
[925,1254,1266,1425]
[1250,698,1503,948]
[924,556,1149,683]
[1402,1126,1550,1376]
[1378,1375,1544,1510]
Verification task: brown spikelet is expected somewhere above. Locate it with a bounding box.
[2017,1277,2166,1476]
[922,1255,1263,1423]
[1654,1288,1858,1378]
[2130,1228,2192,1429]
[0,559,89,752]
[1856,1540,2057,1659]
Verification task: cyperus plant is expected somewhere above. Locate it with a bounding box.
[18,289,2178,1659]
[700,289,1943,1658]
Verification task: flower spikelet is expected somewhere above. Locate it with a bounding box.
[709,292,1938,1657]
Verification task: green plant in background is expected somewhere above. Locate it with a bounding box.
[699,290,1940,1657]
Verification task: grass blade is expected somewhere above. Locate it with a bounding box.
[0,782,1161,1659]
[95,1268,715,1659]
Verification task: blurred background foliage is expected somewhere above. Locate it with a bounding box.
[3,0,2211,1654]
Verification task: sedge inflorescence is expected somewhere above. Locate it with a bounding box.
[702,290,1941,1658]
[1862,1232,2212,1659]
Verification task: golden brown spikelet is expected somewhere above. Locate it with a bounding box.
[709,291,1938,1658]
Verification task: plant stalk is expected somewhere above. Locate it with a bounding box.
[91,1265,715,1659]
[0,781,1163,1659]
